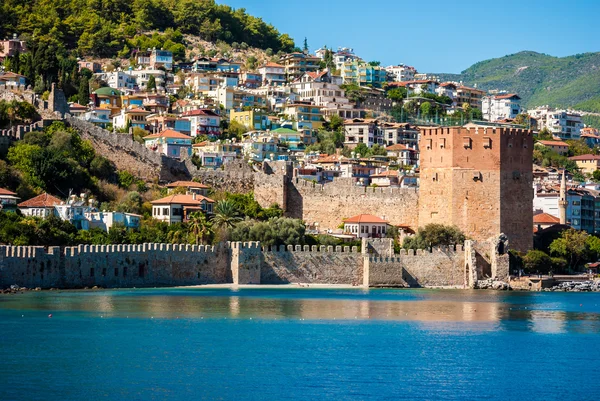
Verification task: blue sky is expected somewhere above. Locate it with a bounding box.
[218,0,598,73]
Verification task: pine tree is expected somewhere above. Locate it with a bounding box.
[303,37,308,53]
[78,77,89,105]
[147,75,156,92]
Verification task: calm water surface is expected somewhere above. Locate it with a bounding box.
[1,288,599,400]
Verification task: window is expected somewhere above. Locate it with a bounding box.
[163,207,170,216]
[483,137,492,149]
[463,137,472,149]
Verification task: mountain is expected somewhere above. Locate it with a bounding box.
[434,51,600,112]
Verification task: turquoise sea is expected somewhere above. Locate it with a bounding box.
[1,288,599,400]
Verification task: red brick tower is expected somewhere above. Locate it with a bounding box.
[418,123,533,252]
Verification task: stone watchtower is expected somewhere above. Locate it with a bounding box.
[418,123,533,252]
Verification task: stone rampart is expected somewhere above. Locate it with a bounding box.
[0,243,230,289]
[285,177,419,229]
[0,237,504,290]
[261,245,363,285]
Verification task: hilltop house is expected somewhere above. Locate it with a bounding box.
[18,193,63,218]
[143,129,192,159]
[0,188,20,212]
[151,194,215,224]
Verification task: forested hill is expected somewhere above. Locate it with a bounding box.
[0,0,295,58]
[435,51,600,112]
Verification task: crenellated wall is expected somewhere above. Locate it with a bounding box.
[0,237,507,289]
[261,245,363,285]
[0,243,231,289]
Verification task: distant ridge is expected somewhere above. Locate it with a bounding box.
[433,51,600,113]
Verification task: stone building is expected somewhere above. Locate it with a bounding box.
[418,123,533,252]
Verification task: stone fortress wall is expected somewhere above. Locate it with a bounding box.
[0,238,507,290]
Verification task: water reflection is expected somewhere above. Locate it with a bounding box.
[1,288,600,334]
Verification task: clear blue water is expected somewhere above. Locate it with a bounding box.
[1,288,600,400]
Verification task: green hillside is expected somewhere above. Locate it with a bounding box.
[435,51,600,112]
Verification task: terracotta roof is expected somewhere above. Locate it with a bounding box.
[344,214,389,224]
[0,187,17,196]
[151,194,214,205]
[314,155,343,164]
[192,141,209,147]
[183,109,220,117]
[143,129,192,140]
[534,213,560,225]
[127,108,150,114]
[495,93,520,100]
[536,140,569,147]
[166,181,209,189]
[18,193,62,208]
[386,144,413,151]
[306,71,327,80]
[370,170,398,178]
[69,103,87,110]
[262,62,284,68]
[569,154,600,161]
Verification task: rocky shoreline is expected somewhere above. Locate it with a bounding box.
[542,281,600,292]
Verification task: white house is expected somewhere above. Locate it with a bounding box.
[143,129,193,159]
[482,93,522,122]
[0,187,20,211]
[343,214,389,239]
[84,211,141,232]
[18,193,63,218]
[151,193,215,224]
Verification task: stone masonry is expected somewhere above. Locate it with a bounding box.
[0,237,507,290]
[418,124,533,252]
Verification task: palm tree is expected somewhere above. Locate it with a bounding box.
[187,211,213,245]
[213,200,242,229]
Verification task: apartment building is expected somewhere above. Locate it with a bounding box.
[456,85,485,110]
[230,109,270,130]
[482,93,522,121]
[343,118,379,148]
[150,49,173,70]
[529,106,584,139]
[258,62,286,86]
[282,103,324,130]
[341,61,388,87]
[385,65,417,82]
[182,109,222,137]
[279,53,321,81]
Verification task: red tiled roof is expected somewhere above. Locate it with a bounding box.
[495,93,520,100]
[183,109,220,117]
[344,214,389,224]
[69,103,87,110]
[536,140,569,147]
[151,194,214,205]
[569,154,600,161]
[370,170,398,178]
[18,193,62,208]
[143,129,192,140]
[0,187,17,196]
[166,181,209,189]
[263,62,284,68]
[127,108,150,114]
[386,144,412,151]
[533,213,560,225]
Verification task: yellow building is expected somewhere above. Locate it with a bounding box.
[283,104,324,130]
[230,109,270,130]
[569,154,600,174]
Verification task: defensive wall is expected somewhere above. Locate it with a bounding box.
[0,237,507,290]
